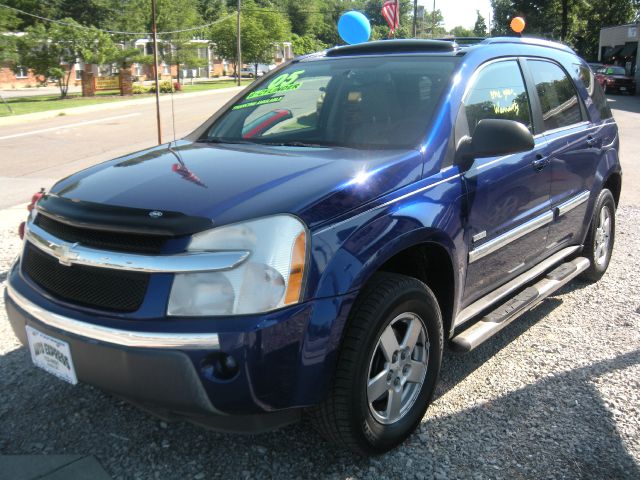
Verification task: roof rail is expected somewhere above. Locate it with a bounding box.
[481,36,576,54]
[436,37,486,46]
[326,39,455,57]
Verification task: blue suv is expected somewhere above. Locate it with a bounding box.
[4,38,621,454]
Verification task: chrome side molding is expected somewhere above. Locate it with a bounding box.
[557,190,589,217]
[468,211,554,264]
[25,221,249,274]
[455,245,581,328]
[6,283,220,350]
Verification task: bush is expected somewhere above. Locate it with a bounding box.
[173,82,182,91]
[132,84,148,94]
[148,80,175,93]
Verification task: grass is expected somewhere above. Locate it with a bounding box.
[180,79,253,93]
[0,80,253,117]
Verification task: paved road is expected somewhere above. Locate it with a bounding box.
[0,88,241,209]
[0,91,638,209]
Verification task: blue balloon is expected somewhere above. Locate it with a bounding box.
[338,11,371,45]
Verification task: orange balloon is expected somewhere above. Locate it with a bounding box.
[511,17,526,33]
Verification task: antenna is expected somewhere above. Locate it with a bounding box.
[170,69,177,144]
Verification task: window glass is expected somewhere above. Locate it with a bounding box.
[530,60,583,131]
[575,64,612,120]
[203,56,459,149]
[462,60,532,135]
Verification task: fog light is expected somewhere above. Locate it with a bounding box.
[201,353,239,381]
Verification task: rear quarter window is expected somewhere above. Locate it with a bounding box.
[575,63,612,120]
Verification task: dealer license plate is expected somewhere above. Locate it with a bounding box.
[26,325,78,385]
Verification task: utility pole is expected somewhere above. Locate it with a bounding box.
[236,0,241,87]
[151,0,162,145]
[432,0,436,37]
[413,0,418,37]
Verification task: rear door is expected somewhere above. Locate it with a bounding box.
[460,59,552,302]
[524,59,601,251]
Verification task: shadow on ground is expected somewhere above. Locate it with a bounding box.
[607,94,640,114]
[1,288,638,479]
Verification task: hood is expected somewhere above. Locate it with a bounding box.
[608,74,634,81]
[50,140,423,229]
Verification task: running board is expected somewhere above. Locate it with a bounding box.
[454,245,582,328]
[451,257,590,352]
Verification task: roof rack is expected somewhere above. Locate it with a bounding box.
[481,36,575,54]
[436,37,486,46]
[326,39,455,57]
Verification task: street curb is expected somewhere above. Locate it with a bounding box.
[0,86,246,127]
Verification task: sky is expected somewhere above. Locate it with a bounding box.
[419,0,493,31]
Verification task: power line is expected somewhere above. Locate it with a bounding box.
[0,3,235,36]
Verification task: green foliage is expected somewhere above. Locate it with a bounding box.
[209,1,289,74]
[18,19,118,98]
[132,83,149,94]
[291,34,328,55]
[450,26,475,37]
[149,80,175,93]
[473,10,487,37]
[415,8,446,37]
[490,0,638,60]
[0,6,20,64]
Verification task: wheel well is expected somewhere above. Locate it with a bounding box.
[603,172,621,206]
[378,243,455,337]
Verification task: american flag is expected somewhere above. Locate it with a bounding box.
[381,0,400,36]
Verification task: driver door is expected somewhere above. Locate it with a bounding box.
[459,59,552,303]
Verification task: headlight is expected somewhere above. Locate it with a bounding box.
[168,215,307,316]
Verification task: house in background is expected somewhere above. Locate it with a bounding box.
[1,38,295,89]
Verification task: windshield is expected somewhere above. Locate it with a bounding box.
[603,67,626,75]
[200,56,459,149]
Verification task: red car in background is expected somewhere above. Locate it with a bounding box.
[595,65,636,95]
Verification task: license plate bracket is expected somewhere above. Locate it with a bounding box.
[26,325,78,385]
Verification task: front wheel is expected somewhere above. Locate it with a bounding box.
[580,188,616,282]
[312,273,443,455]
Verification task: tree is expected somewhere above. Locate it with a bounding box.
[490,0,638,59]
[0,6,20,65]
[291,33,327,56]
[450,26,475,37]
[209,2,289,76]
[19,19,118,98]
[416,8,446,37]
[473,10,487,37]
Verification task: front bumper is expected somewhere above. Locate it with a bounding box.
[4,264,357,432]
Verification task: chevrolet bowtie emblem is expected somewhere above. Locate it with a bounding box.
[52,242,80,266]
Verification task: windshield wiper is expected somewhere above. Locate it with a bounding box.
[199,137,256,145]
[258,141,331,148]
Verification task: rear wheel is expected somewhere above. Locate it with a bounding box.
[580,189,616,282]
[313,273,443,455]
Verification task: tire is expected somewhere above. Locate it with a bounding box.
[580,189,616,282]
[312,273,443,455]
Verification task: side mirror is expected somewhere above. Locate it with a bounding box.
[456,119,535,170]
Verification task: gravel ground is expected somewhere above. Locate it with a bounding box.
[0,205,639,480]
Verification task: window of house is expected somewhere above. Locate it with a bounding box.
[162,63,170,75]
[460,60,532,138]
[14,66,28,79]
[75,69,83,81]
[529,60,583,131]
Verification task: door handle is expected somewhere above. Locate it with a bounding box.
[532,155,548,171]
[586,135,599,148]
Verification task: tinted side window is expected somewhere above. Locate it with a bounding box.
[462,60,532,135]
[530,60,583,131]
[576,63,612,120]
